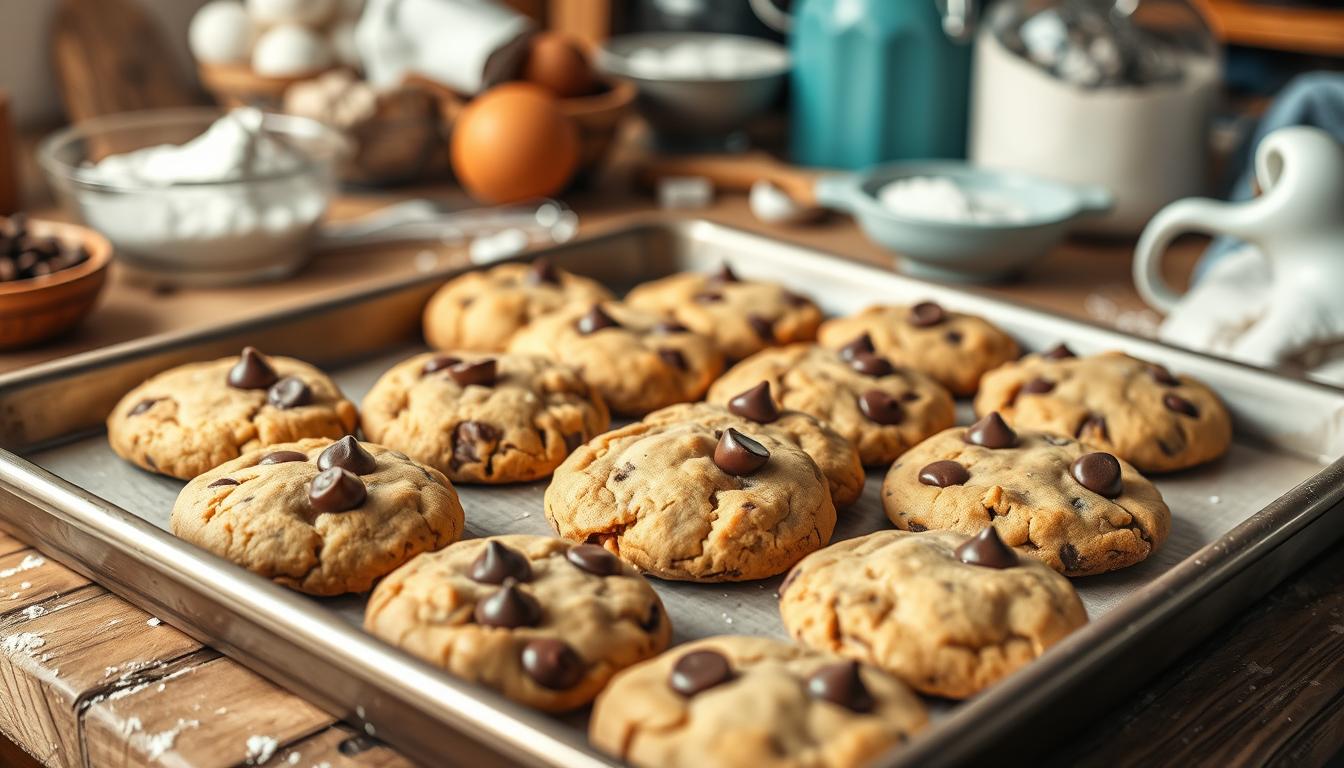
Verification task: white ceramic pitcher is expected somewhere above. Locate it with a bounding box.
[1134,126,1344,313]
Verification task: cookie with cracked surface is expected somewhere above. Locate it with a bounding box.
[624,264,823,360]
[364,534,670,712]
[507,301,725,417]
[816,302,1020,396]
[973,349,1232,472]
[108,348,359,480]
[589,635,927,768]
[642,395,864,508]
[880,417,1170,576]
[360,352,610,484]
[422,259,613,352]
[171,437,464,595]
[544,420,836,581]
[706,344,955,467]
[779,529,1087,699]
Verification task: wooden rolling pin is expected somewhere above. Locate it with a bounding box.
[637,153,821,208]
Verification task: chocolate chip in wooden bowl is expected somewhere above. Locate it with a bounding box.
[449,358,497,387]
[908,301,946,327]
[669,649,733,696]
[470,541,533,584]
[317,435,378,475]
[566,544,622,576]
[964,412,1017,449]
[267,376,312,409]
[954,526,1018,569]
[227,347,279,390]
[1071,452,1123,498]
[1148,364,1179,386]
[521,638,585,689]
[525,257,560,286]
[1164,393,1198,418]
[806,660,875,713]
[309,467,367,512]
[422,355,462,375]
[839,332,875,361]
[858,390,904,425]
[1020,377,1056,395]
[207,478,239,488]
[919,460,969,488]
[849,353,894,377]
[576,304,620,334]
[713,428,770,476]
[259,450,309,465]
[710,262,739,283]
[657,348,687,371]
[474,578,542,628]
[1044,343,1076,359]
[727,381,779,423]
[747,314,774,342]
[0,214,90,282]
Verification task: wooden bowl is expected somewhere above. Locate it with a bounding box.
[0,217,112,350]
[559,78,636,172]
[198,61,339,109]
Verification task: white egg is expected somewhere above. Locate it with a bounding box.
[189,1,253,64]
[252,24,333,76]
[246,0,336,27]
[328,19,360,68]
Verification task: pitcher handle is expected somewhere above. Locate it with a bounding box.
[748,0,792,32]
[1133,197,1255,313]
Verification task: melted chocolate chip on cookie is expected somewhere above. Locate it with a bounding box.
[919,460,969,488]
[267,376,312,409]
[521,638,585,689]
[727,381,779,423]
[747,314,774,342]
[309,467,367,512]
[954,527,1018,569]
[858,390,904,425]
[1020,377,1056,395]
[839,332,875,361]
[525,258,560,286]
[1164,393,1198,417]
[227,347,278,390]
[965,412,1017,449]
[474,578,542,628]
[1071,452,1123,498]
[449,358,497,387]
[806,661,874,713]
[576,305,619,334]
[566,544,622,576]
[422,355,462,375]
[849,353,894,377]
[908,301,946,327]
[714,428,770,476]
[318,436,378,475]
[670,650,733,696]
[259,450,308,465]
[470,541,533,584]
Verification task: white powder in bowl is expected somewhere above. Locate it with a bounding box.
[625,38,786,80]
[877,176,1029,224]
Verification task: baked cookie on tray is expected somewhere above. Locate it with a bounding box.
[974,348,1233,472]
[624,263,823,360]
[881,413,1171,576]
[364,534,670,712]
[108,347,359,480]
[779,528,1087,699]
[172,437,464,596]
[360,351,609,484]
[544,420,836,581]
[507,301,724,416]
[706,343,955,467]
[422,258,612,352]
[642,384,865,508]
[589,635,927,768]
[816,301,1020,397]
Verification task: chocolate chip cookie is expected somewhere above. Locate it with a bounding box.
[422,259,613,352]
[172,437,464,595]
[360,352,610,484]
[589,635,928,768]
[364,534,670,712]
[507,301,725,417]
[544,420,836,581]
[817,301,1020,396]
[108,348,359,480]
[974,348,1233,472]
[779,528,1087,699]
[642,386,865,508]
[625,264,823,360]
[706,344,955,467]
[881,414,1171,576]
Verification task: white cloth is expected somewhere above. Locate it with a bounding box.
[1160,245,1344,386]
[354,0,532,93]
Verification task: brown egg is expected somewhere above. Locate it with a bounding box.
[451,83,580,204]
[521,32,597,98]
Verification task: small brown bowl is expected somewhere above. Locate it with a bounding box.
[198,61,340,109]
[560,78,636,172]
[0,217,112,350]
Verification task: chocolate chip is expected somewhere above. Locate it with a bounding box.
[839,332,875,361]
[747,314,774,342]
[521,638,585,689]
[452,421,500,468]
[710,263,739,283]
[657,348,687,371]
[470,541,532,584]
[806,661,874,712]
[653,320,688,334]
[945,330,963,344]
[566,544,622,576]
[669,650,732,696]
[641,604,662,632]
[694,291,724,303]
[1020,377,1055,395]
[713,428,770,476]
[207,478,239,488]
[309,467,367,512]
[422,355,461,375]
[964,412,1017,449]
[129,398,159,416]
[1149,364,1178,386]
[727,381,779,423]
[954,527,1018,569]
[849,353,894,377]
[474,579,542,628]
[259,450,308,465]
[1044,343,1075,359]
[449,358,497,387]
[576,305,619,334]
[317,436,378,475]
[1060,543,1083,572]
[919,460,969,487]
[858,390,904,425]
[1071,452,1123,498]
[525,258,560,286]
[227,347,279,389]
[908,301,946,327]
[1164,393,1198,418]
[1076,414,1109,441]
[267,376,312,409]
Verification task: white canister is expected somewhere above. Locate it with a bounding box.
[356,0,533,94]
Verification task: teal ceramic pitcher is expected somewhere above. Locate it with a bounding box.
[753,0,976,168]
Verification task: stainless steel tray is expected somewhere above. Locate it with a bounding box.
[2,220,1342,767]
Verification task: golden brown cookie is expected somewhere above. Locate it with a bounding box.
[108,347,359,480]
[817,301,1020,396]
[779,529,1087,699]
[974,348,1232,472]
[172,437,464,595]
[360,351,609,484]
[706,344,955,467]
[365,534,670,712]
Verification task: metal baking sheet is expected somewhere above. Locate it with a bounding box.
[2,220,1343,767]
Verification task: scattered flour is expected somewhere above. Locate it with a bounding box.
[246,734,279,764]
[142,719,199,760]
[122,717,143,736]
[1,632,46,656]
[0,554,45,579]
[147,617,163,627]
[20,605,45,620]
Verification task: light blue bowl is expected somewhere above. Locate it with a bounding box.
[816,162,1113,283]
